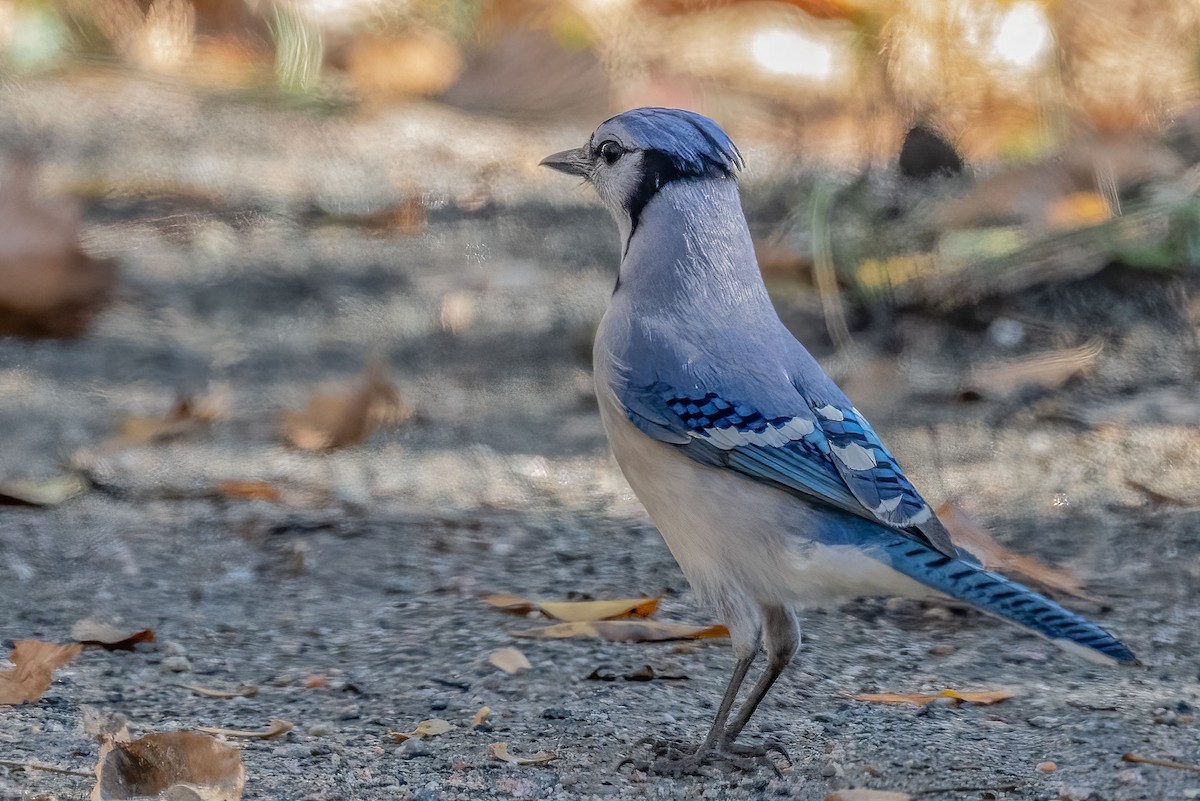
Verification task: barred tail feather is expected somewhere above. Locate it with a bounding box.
[872,532,1137,665]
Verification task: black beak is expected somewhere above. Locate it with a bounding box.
[539,147,591,178]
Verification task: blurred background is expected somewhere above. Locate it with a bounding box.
[1,1,1199,797]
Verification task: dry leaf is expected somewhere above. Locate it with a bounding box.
[0,157,116,339]
[193,720,292,740]
[1121,753,1200,772]
[283,359,412,451]
[488,647,532,675]
[852,688,1014,707]
[0,640,82,705]
[488,742,557,766]
[1123,478,1192,507]
[344,30,463,100]
[484,593,660,622]
[90,731,244,801]
[961,340,1102,400]
[349,196,428,236]
[825,791,912,801]
[387,718,452,742]
[937,500,1096,600]
[472,707,491,727]
[71,620,155,651]
[117,398,208,446]
[180,684,258,699]
[1047,192,1111,229]
[214,481,281,503]
[0,475,87,507]
[512,620,728,643]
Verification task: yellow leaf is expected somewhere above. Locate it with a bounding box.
[0,640,82,705]
[852,688,1014,707]
[488,647,532,675]
[484,594,660,622]
[512,620,728,643]
[1047,192,1111,229]
[387,718,451,742]
[194,720,293,739]
[488,742,557,766]
[214,480,282,503]
[472,707,491,727]
[0,475,86,507]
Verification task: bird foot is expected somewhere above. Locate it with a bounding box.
[622,736,789,777]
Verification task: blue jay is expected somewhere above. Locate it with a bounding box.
[540,108,1135,773]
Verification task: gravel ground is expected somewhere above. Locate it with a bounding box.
[1,76,1199,801]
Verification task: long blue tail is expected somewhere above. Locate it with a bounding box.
[870,531,1137,665]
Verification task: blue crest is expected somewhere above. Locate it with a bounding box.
[602,108,744,178]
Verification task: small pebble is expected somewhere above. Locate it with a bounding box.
[307,722,333,737]
[927,644,956,656]
[160,656,191,673]
[1037,761,1057,773]
[1116,769,1142,784]
[1028,715,1060,729]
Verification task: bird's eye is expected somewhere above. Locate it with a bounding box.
[599,141,623,165]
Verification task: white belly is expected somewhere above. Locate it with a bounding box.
[592,350,932,610]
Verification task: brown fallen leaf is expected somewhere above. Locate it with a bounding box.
[214,480,282,503]
[0,157,116,340]
[484,593,660,622]
[117,398,209,446]
[343,30,463,100]
[511,620,729,643]
[488,742,557,766]
[0,640,82,705]
[70,620,155,651]
[90,731,245,801]
[180,684,258,699]
[825,791,912,801]
[488,647,532,675]
[961,340,1103,400]
[852,688,1014,707]
[586,664,689,681]
[0,475,87,507]
[472,707,492,728]
[937,500,1096,600]
[283,359,413,451]
[386,718,452,742]
[193,720,292,740]
[1123,478,1192,507]
[1121,753,1200,772]
[0,758,91,778]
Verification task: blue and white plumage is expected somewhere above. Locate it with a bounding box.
[541,108,1135,770]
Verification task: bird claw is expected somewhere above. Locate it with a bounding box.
[632,736,789,777]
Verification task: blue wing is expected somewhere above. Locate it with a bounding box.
[621,381,957,556]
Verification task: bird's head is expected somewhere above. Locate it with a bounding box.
[540,107,743,234]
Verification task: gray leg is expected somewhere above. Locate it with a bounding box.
[645,602,762,774]
[684,600,762,756]
[723,605,798,744]
[691,651,755,754]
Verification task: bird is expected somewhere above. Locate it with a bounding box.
[540,107,1136,774]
